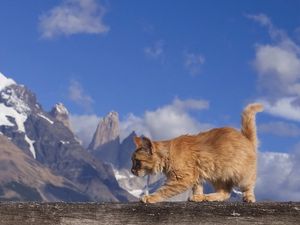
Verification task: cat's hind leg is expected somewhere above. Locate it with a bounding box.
[204,181,232,202]
[239,172,256,202]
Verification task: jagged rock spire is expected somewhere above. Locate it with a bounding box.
[49,103,70,129]
[88,111,120,151]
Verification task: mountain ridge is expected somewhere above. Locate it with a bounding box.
[0,72,135,202]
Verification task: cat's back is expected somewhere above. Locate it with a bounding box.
[171,127,254,156]
[199,127,249,144]
[196,127,256,164]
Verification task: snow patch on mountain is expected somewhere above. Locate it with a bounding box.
[0,103,27,131]
[50,103,71,129]
[1,87,31,114]
[60,140,70,145]
[1,91,10,100]
[24,135,36,159]
[113,168,141,198]
[0,104,14,126]
[0,102,37,158]
[113,168,135,180]
[0,72,15,91]
[128,189,144,197]
[0,72,37,158]
[38,113,54,124]
[54,103,69,115]
[113,168,152,198]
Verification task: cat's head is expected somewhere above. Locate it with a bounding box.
[131,136,158,177]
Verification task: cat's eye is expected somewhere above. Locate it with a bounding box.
[135,160,141,168]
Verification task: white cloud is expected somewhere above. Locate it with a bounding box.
[254,45,300,83]
[285,144,300,199]
[39,0,109,39]
[259,97,300,122]
[120,98,211,141]
[69,114,100,147]
[256,145,300,201]
[254,45,300,95]
[68,79,94,111]
[119,113,151,141]
[249,14,300,121]
[256,152,294,200]
[247,14,272,27]
[246,13,287,41]
[184,52,205,76]
[259,121,300,137]
[144,40,164,60]
[170,98,209,111]
[68,97,211,146]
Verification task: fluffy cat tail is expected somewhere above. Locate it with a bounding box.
[241,103,264,149]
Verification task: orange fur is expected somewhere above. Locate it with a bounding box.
[131,103,263,203]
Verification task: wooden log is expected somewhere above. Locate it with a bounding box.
[0,202,299,225]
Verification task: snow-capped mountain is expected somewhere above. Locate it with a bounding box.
[0,72,135,202]
[0,73,42,158]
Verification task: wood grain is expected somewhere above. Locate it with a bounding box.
[0,202,299,225]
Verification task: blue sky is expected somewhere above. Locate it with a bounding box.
[1,0,300,200]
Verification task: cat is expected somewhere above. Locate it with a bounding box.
[131,103,263,203]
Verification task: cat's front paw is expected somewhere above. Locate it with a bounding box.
[189,194,206,202]
[243,195,256,203]
[140,195,162,203]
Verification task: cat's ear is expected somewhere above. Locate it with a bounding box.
[134,136,154,154]
[141,136,153,155]
[134,136,142,147]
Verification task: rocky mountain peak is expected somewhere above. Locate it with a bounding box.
[0,72,134,202]
[88,111,120,151]
[53,103,69,115]
[0,72,15,91]
[0,73,43,159]
[0,72,41,116]
[49,103,70,129]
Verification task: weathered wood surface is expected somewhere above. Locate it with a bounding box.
[0,202,299,225]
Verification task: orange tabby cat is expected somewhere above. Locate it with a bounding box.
[131,103,263,203]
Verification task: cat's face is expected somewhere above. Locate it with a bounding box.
[131,136,156,177]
